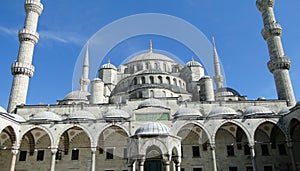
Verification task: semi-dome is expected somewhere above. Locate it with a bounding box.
[208,106,239,117]
[63,90,90,101]
[174,107,203,119]
[68,110,96,120]
[127,52,176,64]
[103,109,130,120]
[30,111,62,121]
[135,122,169,136]
[243,106,274,116]
[0,106,7,113]
[137,98,169,109]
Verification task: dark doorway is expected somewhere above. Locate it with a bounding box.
[144,159,162,171]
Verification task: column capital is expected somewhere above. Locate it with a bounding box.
[209,142,216,150]
[91,147,97,153]
[11,148,19,155]
[50,148,58,154]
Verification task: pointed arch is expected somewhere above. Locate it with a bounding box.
[20,125,54,147]
[253,120,288,142]
[212,120,251,143]
[56,125,94,147]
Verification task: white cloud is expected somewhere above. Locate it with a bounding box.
[0,25,87,46]
[0,25,18,36]
[39,30,87,46]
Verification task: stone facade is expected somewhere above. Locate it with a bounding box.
[1,0,300,171]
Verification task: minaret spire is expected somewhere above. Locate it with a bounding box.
[149,39,153,53]
[256,0,296,106]
[212,37,224,89]
[80,44,90,92]
[8,0,43,113]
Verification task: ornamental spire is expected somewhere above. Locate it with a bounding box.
[212,37,224,89]
[149,39,153,53]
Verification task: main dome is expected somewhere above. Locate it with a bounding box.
[126,52,176,64]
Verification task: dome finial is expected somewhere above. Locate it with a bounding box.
[108,58,110,64]
[192,56,195,62]
[149,39,153,53]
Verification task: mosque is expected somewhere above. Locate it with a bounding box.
[1,0,300,171]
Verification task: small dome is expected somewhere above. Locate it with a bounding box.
[208,106,239,117]
[174,107,203,119]
[63,90,90,101]
[135,122,169,136]
[0,106,7,113]
[186,58,202,67]
[103,109,130,120]
[296,101,300,107]
[69,110,96,120]
[101,61,117,70]
[215,87,241,97]
[137,98,169,109]
[30,111,62,121]
[278,107,291,115]
[4,113,26,122]
[243,106,274,116]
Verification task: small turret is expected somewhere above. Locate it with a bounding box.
[90,78,106,104]
[198,76,215,101]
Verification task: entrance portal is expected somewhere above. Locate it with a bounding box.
[144,159,162,171]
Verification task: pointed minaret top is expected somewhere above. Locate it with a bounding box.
[80,44,90,92]
[149,39,153,53]
[212,37,224,89]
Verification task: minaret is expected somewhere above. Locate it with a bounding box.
[8,0,43,113]
[256,0,296,106]
[212,37,224,89]
[80,44,90,92]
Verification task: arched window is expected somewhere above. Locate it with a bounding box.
[166,77,171,84]
[150,76,154,84]
[179,80,182,87]
[155,63,158,70]
[132,77,137,85]
[162,91,166,97]
[141,76,146,84]
[163,63,167,72]
[150,90,154,98]
[158,76,163,84]
[173,78,177,86]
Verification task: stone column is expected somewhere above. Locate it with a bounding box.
[138,158,145,171]
[210,143,217,171]
[10,148,19,171]
[287,142,297,171]
[90,147,97,171]
[249,144,257,171]
[50,148,57,171]
[165,160,170,171]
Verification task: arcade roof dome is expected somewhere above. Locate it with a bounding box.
[174,107,203,119]
[137,98,169,109]
[208,106,239,117]
[135,122,169,136]
[69,110,96,120]
[30,111,62,121]
[243,106,274,116]
[103,109,130,120]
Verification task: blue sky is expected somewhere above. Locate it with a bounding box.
[0,0,299,109]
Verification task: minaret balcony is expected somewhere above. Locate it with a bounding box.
[11,62,35,77]
[25,0,43,15]
[267,56,291,73]
[18,28,39,44]
[261,23,282,40]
